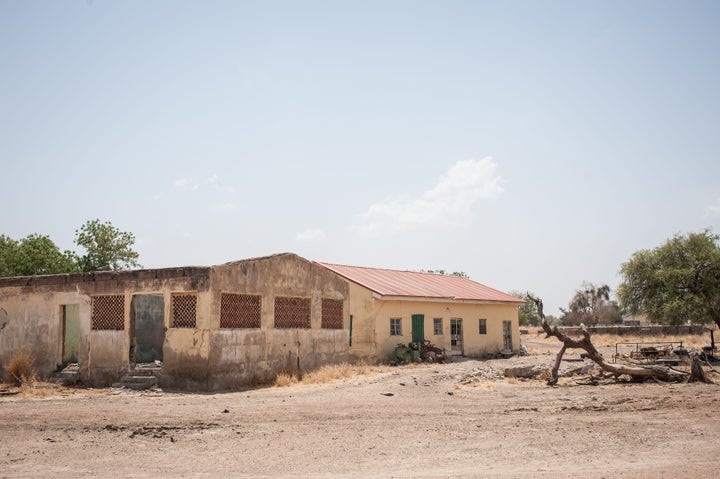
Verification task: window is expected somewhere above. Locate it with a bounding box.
[390,317,402,336]
[220,293,261,328]
[91,295,125,330]
[172,293,197,328]
[274,297,311,328]
[433,318,443,335]
[479,318,487,335]
[321,299,344,329]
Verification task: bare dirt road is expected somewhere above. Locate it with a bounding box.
[1,354,719,478]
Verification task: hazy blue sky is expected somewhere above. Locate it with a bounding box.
[2,0,719,314]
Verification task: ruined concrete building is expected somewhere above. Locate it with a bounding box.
[0,253,522,390]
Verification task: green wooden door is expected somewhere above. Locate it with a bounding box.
[411,314,424,345]
[62,304,80,364]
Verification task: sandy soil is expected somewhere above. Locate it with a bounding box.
[1,351,719,478]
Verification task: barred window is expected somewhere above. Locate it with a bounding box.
[390,317,402,336]
[321,299,344,329]
[274,297,310,329]
[172,293,197,328]
[479,318,487,335]
[433,318,443,335]
[91,295,125,330]
[220,293,261,328]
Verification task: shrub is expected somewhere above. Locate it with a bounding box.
[4,355,35,386]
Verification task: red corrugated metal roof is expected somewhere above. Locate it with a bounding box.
[317,262,524,304]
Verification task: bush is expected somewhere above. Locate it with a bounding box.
[4,355,35,386]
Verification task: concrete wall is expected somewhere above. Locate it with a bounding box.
[204,254,350,390]
[0,254,350,391]
[345,283,520,360]
[0,269,209,386]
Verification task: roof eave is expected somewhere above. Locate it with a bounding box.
[373,293,523,305]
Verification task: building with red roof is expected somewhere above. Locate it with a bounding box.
[317,262,523,360]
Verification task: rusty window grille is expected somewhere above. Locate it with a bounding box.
[172,293,197,328]
[321,299,344,329]
[91,295,125,330]
[274,296,310,329]
[220,293,261,328]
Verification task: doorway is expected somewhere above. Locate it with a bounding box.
[450,318,463,355]
[130,294,165,364]
[60,304,80,366]
[503,320,513,351]
[411,314,424,345]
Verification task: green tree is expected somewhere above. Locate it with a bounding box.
[0,234,19,277]
[510,291,541,326]
[618,230,720,328]
[74,219,141,272]
[0,234,77,277]
[560,282,622,326]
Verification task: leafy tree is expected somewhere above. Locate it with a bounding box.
[75,219,141,272]
[510,291,541,326]
[560,282,622,326]
[0,234,18,277]
[0,234,77,276]
[618,230,720,328]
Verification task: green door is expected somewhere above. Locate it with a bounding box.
[411,314,424,345]
[61,304,80,364]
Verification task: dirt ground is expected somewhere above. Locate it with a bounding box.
[2,344,719,478]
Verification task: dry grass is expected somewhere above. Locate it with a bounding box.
[273,362,382,387]
[4,355,36,386]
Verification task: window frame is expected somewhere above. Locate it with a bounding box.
[479,318,487,335]
[433,317,443,335]
[390,317,402,336]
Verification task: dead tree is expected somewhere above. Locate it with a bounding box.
[527,294,692,385]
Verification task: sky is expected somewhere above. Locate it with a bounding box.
[2,0,720,315]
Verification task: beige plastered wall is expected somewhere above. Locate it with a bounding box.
[346,282,520,361]
[205,254,350,390]
[0,271,207,386]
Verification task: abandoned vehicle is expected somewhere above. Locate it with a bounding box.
[0,253,522,390]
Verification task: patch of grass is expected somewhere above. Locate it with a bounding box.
[273,362,382,388]
[4,355,36,386]
[273,372,299,387]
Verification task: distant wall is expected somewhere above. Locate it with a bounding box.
[555,325,707,336]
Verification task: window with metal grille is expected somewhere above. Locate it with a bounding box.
[390,317,402,336]
[433,318,443,335]
[479,318,487,335]
[274,297,310,329]
[321,298,344,329]
[172,293,197,328]
[220,293,261,328]
[91,295,125,330]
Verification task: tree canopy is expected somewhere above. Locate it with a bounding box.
[0,234,78,277]
[618,230,720,328]
[510,291,541,326]
[75,219,141,272]
[560,282,622,326]
[0,220,141,277]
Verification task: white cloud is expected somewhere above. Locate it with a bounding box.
[204,174,218,185]
[704,198,720,218]
[354,157,504,236]
[174,174,232,192]
[296,228,328,242]
[210,202,237,210]
[174,178,198,191]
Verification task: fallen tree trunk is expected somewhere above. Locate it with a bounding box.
[527,294,690,385]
